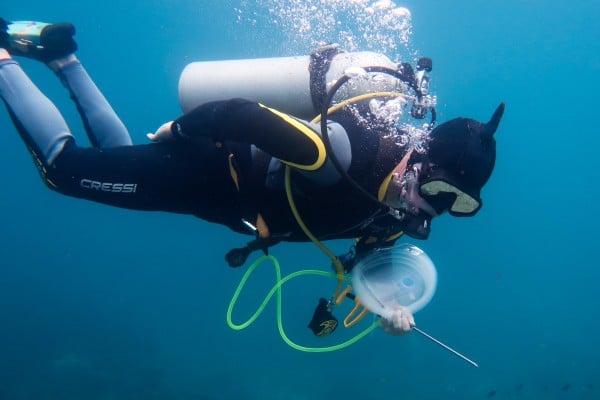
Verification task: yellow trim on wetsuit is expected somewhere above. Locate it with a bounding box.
[378,168,396,202]
[227,153,271,239]
[256,213,270,239]
[385,231,404,242]
[377,148,414,202]
[259,104,327,171]
[227,154,240,191]
[359,231,404,247]
[374,151,413,244]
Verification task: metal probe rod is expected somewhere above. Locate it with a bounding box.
[413,327,479,368]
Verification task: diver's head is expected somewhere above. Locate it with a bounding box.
[421,102,504,216]
[384,103,505,239]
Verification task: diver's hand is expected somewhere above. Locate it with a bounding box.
[147,121,175,142]
[380,308,415,336]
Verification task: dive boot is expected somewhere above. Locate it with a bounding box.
[6,20,77,62]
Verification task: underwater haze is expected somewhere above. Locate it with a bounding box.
[1,0,599,399]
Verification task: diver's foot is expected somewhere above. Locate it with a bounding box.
[0,18,9,50]
[6,20,77,63]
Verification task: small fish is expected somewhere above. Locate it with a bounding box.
[561,383,571,391]
[487,390,496,398]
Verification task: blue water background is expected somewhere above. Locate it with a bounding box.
[1,1,599,399]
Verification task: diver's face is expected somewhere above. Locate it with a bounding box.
[384,162,439,239]
[385,162,439,218]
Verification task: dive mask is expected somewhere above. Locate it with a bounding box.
[418,165,482,217]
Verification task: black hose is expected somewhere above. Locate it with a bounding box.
[318,65,435,216]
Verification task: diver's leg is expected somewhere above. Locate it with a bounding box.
[50,55,133,148]
[0,53,236,213]
[0,55,72,165]
[3,18,132,148]
[46,138,239,214]
[1,24,237,217]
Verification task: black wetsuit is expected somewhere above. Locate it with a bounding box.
[52,100,407,242]
[1,57,408,250]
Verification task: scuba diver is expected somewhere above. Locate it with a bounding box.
[0,19,504,337]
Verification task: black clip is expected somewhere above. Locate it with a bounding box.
[225,236,283,267]
[307,298,338,337]
[225,219,288,267]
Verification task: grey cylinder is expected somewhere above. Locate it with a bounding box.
[178,51,399,119]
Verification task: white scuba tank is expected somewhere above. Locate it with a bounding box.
[178,51,400,119]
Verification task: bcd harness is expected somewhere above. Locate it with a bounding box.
[223,47,436,267]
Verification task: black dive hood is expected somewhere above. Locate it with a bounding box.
[426,102,505,202]
[402,103,505,240]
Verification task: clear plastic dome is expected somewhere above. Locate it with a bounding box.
[351,243,437,319]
